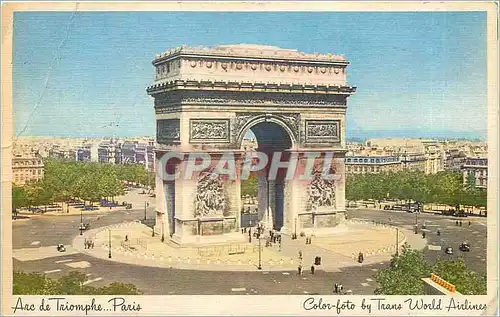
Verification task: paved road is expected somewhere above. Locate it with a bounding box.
[346,209,488,275]
[12,205,487,295]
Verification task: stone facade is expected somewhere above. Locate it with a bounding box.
[147,44,355,244]
[12,154,44,186]
[462,157,488,188]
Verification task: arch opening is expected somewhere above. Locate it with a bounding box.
[240,121,294,231]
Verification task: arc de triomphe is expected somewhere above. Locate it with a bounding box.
[147,44,356,245]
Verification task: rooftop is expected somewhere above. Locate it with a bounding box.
[153,44,347,64]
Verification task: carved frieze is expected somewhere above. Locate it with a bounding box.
[278,113,300,138]
[190,119,230,143]
[194,173,227,217]
[234,113,254,138]
[151,89,348,108]
[305,120,340,144]
[306,167,336,211]
[182,96,346,107]
[156,119,180,144]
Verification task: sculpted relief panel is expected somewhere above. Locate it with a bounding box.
[190,119,230,143]
[157,119,180,144]
[306,167,336,212]
[194,173,227,217]
[305,120,340,144]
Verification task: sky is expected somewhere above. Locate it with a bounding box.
[13,12,487,140]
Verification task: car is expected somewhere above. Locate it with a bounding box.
[445,247,453,255]
[57,244,66,252]
[383,205,391,210]
[79,223,90,230]
[459,243,470,252]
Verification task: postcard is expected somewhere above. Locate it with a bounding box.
[1,1,498,316]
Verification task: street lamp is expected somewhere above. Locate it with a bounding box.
[161,218,165,242]
[294,217,297,240]
[395,228,399,256]
[257,224,262,270]
[79,209,83,235]
[108,229,112,259]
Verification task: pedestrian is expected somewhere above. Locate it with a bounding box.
[459,221,462,227]
[298,265,302,275]
[91,240,94,249]
[437,229,441,236]
[422,231,426,239]
[299,250,302,259]
[310,265,315,274]
[84,239,87,249]
[334,283,338,294]
[339,284,344,294]
[468,221,471,227]
[125,235,128,242]
[456,220,459,226]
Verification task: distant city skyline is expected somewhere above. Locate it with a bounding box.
[13,12,487,139]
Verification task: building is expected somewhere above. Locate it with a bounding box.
[345,155,402,174]
[76,146,92,162]
[400,152,427,172]
[98,140,117,164]
[48,145,76,160]
[148,44,355,243]
[120,141,137,164]
[462,157,488,188]
[12,154,44,185]
[443,148,467,172]
[423,141,443,174]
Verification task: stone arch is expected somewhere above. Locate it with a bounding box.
[236,114,299,150]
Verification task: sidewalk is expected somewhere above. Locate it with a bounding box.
[74,222,294,272]
[74,219,425,272]
[18,188,156,218]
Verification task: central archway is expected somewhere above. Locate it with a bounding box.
[242,120,294,231]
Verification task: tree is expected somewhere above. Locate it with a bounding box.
[57,271,89,295]
[374,244,431,295]
[432,258,487,295]
[95,282,143,295]
[374,245,487,295]
[12,186,28,216]
[13,271,142,295]
[241,173,258,197]
[13,271,58,295]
